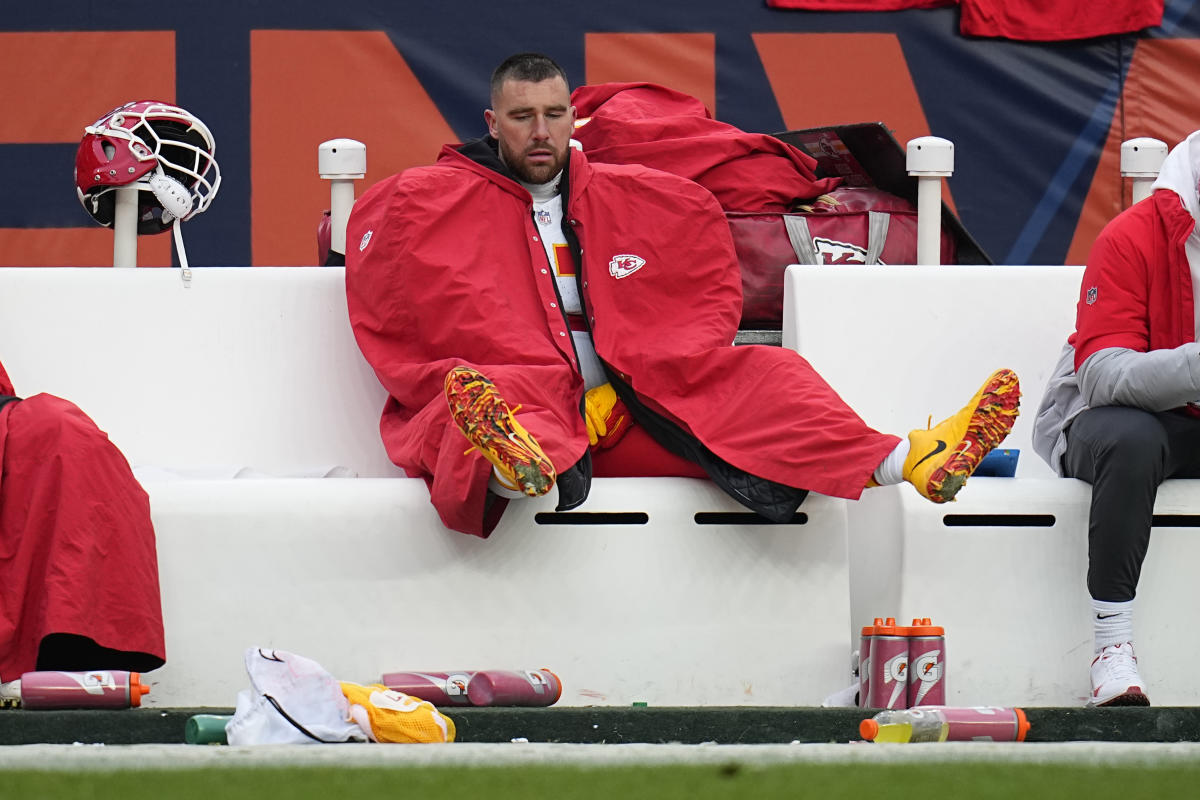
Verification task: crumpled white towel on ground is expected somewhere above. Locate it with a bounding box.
[225,648,366,746]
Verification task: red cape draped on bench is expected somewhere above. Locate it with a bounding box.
[0,360,164,680]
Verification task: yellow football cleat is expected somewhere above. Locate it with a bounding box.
[444,366,555,497]
[903,368,1020,503]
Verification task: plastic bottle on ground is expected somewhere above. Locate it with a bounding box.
[859,706,1029,743]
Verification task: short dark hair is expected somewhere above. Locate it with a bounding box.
[490,53,569,103]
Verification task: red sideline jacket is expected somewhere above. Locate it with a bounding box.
[1070,189,1197,370]
[346,144,896,536]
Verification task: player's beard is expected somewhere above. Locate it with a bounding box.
[500,139,568,185]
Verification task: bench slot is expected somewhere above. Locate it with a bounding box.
[534,511,649,525]
[942,514,1056,527]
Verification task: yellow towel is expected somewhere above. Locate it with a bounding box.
[340,682,456,743]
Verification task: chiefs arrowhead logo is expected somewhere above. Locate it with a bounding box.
[813,237,879,265]
[608,253,645,279]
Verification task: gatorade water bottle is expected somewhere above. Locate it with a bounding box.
[866,618,908,709]
[859,706,1029,743]
[857,619,880,709]
[905,617,946,707]
[0,670,149,709]
[466,669,562,707]
[380,669,562,707]
[378,671,473,705]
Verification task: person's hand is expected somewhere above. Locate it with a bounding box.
[584,383,631,449]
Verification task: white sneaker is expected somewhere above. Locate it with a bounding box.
[821,682,860,708]
[1088,642,1150,707]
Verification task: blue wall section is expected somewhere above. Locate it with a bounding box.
[4,0,1199,266]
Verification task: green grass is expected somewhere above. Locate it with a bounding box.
[3,762,1200,800]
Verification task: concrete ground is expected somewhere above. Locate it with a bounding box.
[1,741,1199,770]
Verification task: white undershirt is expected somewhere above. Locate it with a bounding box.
[1188,234,1200,341]
[520,174,607,389]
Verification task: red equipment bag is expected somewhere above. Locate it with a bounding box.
[729,186,957,329]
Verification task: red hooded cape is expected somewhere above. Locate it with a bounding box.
[569,82,840,212]
[0,360,164,680]
[346,145,897,537]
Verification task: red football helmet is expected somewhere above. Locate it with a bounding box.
[75,100,221,234]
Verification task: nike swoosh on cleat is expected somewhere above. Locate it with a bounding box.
[910,439,947,470]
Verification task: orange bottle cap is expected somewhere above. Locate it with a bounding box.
[1014,707,1030,742]
[129,672,150,707]
[864,616,889,635]
[905,617,944,636]
[539,668,563,704]
[875,617,904,636]
[859,718,879,741]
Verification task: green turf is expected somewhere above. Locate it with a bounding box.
[3,762,1199,799]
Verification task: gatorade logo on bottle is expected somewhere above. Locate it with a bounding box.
[910,650,943,705]
[74,671,117,696]
[905,617,946,707]
[884,653,909,709]
[867,617,909,709]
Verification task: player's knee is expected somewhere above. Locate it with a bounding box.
[1082,409,1169,476]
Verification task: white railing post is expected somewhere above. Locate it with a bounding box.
[906,136,954,266]
[1121,137,1168,205]
[112,184,140,267]
[318,139,367,257]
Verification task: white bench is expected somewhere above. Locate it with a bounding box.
[785,264,1200,706]
[0,267,397,479]
[0,267,853,707]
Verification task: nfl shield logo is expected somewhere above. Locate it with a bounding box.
[1086,286,1098,305]
[536,209,552,226]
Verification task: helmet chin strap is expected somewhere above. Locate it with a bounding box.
[148,167,195,287]
[172,218,192,288]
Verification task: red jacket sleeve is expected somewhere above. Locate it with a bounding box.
[1072,212,1152,370]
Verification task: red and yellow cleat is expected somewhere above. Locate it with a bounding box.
[444,366,555,497]
[903,368,1020,503]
